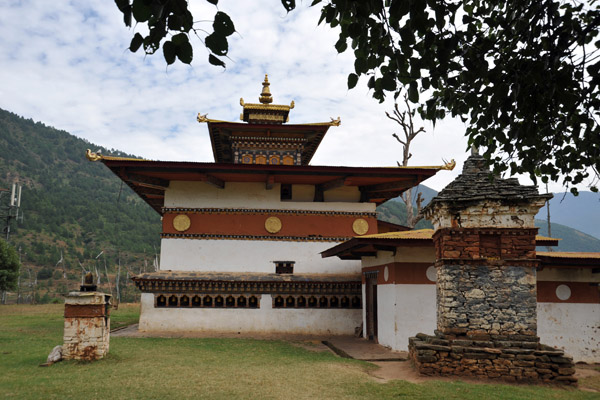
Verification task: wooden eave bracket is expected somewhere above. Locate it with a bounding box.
[314,176,351,202]
[199,174,225,189]
[266,175,275,190]
[127,173,169,190]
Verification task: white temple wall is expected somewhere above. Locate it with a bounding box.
[376,284,436,351]
[165,181,374,212]
[139,293,361,334]
[160,239,362,273]
[537,302,600,363]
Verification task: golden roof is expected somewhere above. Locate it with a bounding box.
[536,251,600,259]
[358,229,560,244]
[359,229,434,240]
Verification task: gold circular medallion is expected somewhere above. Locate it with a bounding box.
[265,216,282,234]
[173,214,191,232]
[352,218,369,235]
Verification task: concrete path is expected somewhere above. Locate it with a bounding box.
[324,336,408,361]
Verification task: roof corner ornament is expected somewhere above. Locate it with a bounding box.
[85,149,103,162]
[329,116,341,126]
[259,74,273,104]
[240,98,245,106]
[290,100,295,109]
[197,113,209,123]
[441,159,456,170]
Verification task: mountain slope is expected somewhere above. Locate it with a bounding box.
[535,191,600,239]
[0,108,161,301]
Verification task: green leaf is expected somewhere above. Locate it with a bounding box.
[310,0,322,6]
[348,73,359,89]
[213,11,235,37]
[131,0,152,22]
[163,41,176,65]
[177,41,193,64]
[172,33,188,46]
[281,0,296,12]
[335,38,347,53]
[208,54,226,67]
[206,0,218,4]
[408,81,419,102]
[205,33,228,56]
[129,33,144,52]
[354,57,367,74]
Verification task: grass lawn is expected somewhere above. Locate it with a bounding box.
[0,304,597,399]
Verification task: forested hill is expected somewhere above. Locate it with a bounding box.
[0,108,161,293]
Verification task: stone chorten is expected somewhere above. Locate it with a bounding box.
[408,153,577,385]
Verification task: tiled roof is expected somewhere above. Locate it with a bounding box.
[424,155,552,212]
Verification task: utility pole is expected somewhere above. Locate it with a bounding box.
[1,183,23,242]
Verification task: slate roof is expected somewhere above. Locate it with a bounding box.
[424,155,552,213]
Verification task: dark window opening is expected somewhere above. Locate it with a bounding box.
[215,295,224,308]
[330,296,339,308]
[192,295,202,307]
[286,296,295,308]
[249,296,259,308]
[275,261,295,274]
[351,296,361,309]
[280,184,292,200]
[180,295,190,307]
[297,296,306,308]
[156,295,167,308]
[226,296,235,307]
[237,296,247,307]
[308,296,318,308]
[274,296,284,308]
[319,296,328,308]
[168,295,178,307]
[203,296,213,307]
[340,296,349,308]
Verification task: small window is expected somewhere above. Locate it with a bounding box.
[249,296,259,308]
[280,184,292,200]
[156,295,167,308]
[168,295,178,307]
[275,261,294,274]
[237,296,247,308]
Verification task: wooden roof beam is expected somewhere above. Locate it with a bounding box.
[199,174,225,189]
[360,178,418,193]
[127,173,169,190]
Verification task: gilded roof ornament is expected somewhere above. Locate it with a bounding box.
[86,149,103,162]
[330,116,341,126]
[259,74,273,104]
[197,113,209,123]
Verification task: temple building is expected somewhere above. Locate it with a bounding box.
[86,76,454,335]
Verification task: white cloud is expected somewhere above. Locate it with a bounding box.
[0,0,586,193]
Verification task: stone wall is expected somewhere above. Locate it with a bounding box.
[409,332,577,385]
[436,264,537,337]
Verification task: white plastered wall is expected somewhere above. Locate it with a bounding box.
[377,284,436,351]
[139,293,362,334]
[537,302,600,363]
[165,181,372,212]
[160,239,361,273]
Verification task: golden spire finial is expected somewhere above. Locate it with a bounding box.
[259,74,273,104]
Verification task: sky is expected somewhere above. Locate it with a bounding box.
[0,0,589,193]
